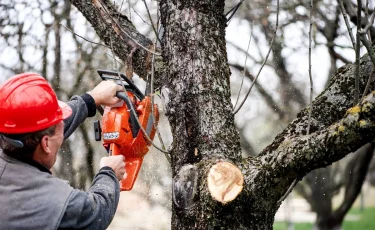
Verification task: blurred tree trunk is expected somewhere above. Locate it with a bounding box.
[70,0,375,228]
[296,144,374,230]
[368,158,375,186]
[51,0,77,184]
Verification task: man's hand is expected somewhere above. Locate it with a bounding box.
[88,81,124,106]
[100,155,126,181]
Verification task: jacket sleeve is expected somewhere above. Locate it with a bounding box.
[58,167,120,230]
[64,93,97,140]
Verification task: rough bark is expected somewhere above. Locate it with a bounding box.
[159,0,247,228]
[69,0,375,229]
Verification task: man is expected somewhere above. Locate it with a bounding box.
[0,72,125,229]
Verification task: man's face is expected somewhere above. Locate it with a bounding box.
[45,121,64,169]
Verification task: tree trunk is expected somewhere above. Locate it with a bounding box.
[159,0,255,228]
[296,143,374,230]
[314,218,342,230]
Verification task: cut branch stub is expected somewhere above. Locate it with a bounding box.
[207,161,244,204]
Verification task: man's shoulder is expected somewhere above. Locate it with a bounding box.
[0,152,74,230]
[0,152,73,194]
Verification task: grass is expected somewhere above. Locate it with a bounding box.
[273,207,375,230]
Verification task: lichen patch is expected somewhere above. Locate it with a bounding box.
[347,106,361,114]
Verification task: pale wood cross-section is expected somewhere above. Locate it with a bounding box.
[207,161,244,204]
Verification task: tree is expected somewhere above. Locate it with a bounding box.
[67,0,375,229]
[295,144,374,230]
[229,1,375,229]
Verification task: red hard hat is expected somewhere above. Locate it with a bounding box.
[0,73,72,134]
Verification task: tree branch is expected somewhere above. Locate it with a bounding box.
[69,0,165,86]
[261,89,375,177]
[241,52,375,202]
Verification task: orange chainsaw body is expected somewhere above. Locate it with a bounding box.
[101,91,159,191]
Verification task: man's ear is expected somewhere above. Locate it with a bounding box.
[40,135,51,154]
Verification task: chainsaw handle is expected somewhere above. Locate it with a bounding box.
[116,92,141,138]
[97,69,145,100]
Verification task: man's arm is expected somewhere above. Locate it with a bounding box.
[63,94,96,140]
[58,155,125,230]
[58,167,120,230]
[63,81,124,140]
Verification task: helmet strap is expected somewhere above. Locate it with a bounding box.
[0,134,24,148]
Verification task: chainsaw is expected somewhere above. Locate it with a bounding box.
[94,69,159,191]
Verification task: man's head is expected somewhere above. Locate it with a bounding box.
[0,73,72,169]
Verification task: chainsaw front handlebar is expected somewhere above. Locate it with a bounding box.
[116,92,141,138]
[97,69,145,100]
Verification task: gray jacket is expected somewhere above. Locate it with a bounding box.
[0,95,120,230]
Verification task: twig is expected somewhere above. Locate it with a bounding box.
[142,0,162,44]
[338,0,356,49]
[366,0,374,44]
[151,49,170,162]
[230,63,286,119]
[314,41,354,51]
[129,3,151,26]
[359,7,375,100]
[307,0,314,135]
[60,24,109,48]
[98,0,161,56]
[106,52,125,64]
[233,23,253,110]
[365,0,372,43]
[225,0,244,25]
[233,0,280,114]
[227,41,272,66]
[362,69,375,100]
[331,49,352,64]
[112,16,161,56]
[277,178,298,204]
[116,0,126,22]
[252,34,265,61]
[354,0,362,105]
[152,4,170,162]
[359,31,375,66]
[150,22,170,163]
[127,0,131,20]
[363,10,375,32]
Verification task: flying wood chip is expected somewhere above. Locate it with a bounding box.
[207,161,244,204]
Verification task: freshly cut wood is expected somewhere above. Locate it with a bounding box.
[207,161,244,204]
